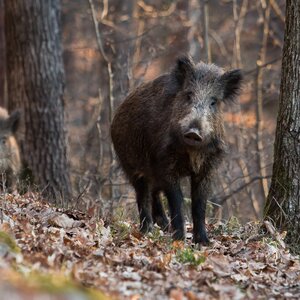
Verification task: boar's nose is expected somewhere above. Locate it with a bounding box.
[183,128,203,146]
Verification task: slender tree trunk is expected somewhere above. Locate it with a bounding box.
[0,0,5,107]
[232,0,260,218]
[255,0,271,201]
[88,0,135,209]
[108,0,135,201]
[5,0,72,203]
[188,0,201,62]
[109,0,135,107]
[200,0,211,63]
[264,0,300,247]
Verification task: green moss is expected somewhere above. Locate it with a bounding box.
[110,220,131,241]
[4,271,109,300]
[176,247,206,266]
[0,231,20,253]
[148,225,172,244]
[226,216,241,233]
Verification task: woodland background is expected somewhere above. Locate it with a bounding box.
[0,0,285,221]
[1,1,300,299]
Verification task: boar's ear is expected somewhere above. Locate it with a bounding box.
[220,69,243,102]
[7,110,21,133]
[172,55,196,89]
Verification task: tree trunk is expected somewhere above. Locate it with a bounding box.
[5,0,72,203]
[108,0,135,201]
[0,0,5,107]
[109,0,135,107]
[264,0,300,247]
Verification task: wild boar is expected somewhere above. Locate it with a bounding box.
[0,107,21,191]
[111,55,242,244]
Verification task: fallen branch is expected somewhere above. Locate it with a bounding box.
[263,220,286,249]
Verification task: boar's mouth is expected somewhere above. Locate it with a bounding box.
[183,129,203,147]
[182,130,223,154]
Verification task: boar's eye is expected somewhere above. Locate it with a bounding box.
[0,136,7,145]
[185,91,194,102]
[210,97,218,107]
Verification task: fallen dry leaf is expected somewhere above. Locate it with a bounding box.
[0,193,299,299]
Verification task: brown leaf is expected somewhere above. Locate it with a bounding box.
[206,254,232,277]
[169,288,184,300]
[48,214,83,229]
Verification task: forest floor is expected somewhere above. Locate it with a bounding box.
[0,193,299,300]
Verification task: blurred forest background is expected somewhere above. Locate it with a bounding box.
[0,0,286,222]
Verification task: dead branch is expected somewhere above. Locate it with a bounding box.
[270,0,285,23]
[212,175,272,206]
[263,220,286,249]
[137,1,176,18]
[244,57,281,76]
[209,29,229,58]
[101,0,108,20]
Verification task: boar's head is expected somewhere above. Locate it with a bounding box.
[168,55,242,152]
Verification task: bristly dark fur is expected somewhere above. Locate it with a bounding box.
[111,55,242,244]
[0,107,21,192]
[173,55,196,88]
[220,69,243,103]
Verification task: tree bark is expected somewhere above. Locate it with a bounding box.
[0,0,5,107]
[264,0,300,247]
[5,0,72,203]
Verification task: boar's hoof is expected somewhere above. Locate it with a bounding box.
[193,234,210,246]
[140,220,154,234]
[153,216,170,232]
[172,229,185,241]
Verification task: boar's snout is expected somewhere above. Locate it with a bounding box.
[183,128,203,147]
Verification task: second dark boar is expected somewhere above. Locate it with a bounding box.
[0,107,21,191]
[111,55,242,244]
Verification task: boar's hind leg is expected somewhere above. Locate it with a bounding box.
[132,177,153,233]
[1,169,14,193]
[151,191,169,231]
[191,176,210,245]
[164,184,185,240]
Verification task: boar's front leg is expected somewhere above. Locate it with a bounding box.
[164,183,185,240]
[132,177,153,233]
[191,175,210,245]
[151,190,169,231]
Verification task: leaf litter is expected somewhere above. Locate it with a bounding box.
[0,193,300,299]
